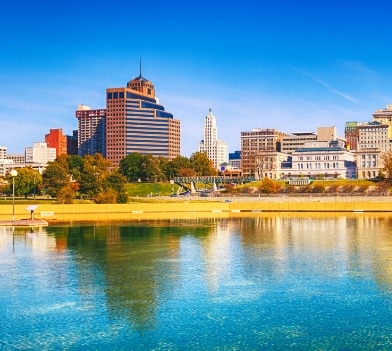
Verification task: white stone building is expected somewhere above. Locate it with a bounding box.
[198,109,228,169]
[355,148,382,179]
[290,141,356,179]
[25,142,56,164]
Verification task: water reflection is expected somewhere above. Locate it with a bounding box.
[1,214,392,349]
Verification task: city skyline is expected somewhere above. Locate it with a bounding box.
[2,1,392,157]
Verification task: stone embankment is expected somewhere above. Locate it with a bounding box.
[0,196,392,224]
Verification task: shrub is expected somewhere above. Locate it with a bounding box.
[297,185,310,193]
[258,178,278,194]
[375,181,390,195]
[57,186,74,204]
[310,184,325,193]
[326,184,340,193]
[340,184,355,193]
[356,184,369,193]
[94,190,117,204]
[277,184,297,193]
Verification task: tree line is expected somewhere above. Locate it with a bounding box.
[1,152,217,203]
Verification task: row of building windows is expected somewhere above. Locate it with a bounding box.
[297,155,339,161]
[359,129,387,133]
[361,161,377,167]
[296,163,341,169]
[107,91,151,100]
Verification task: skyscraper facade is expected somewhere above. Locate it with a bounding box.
[67,130,79,156]
[105,70,180,166]
[45,129,67,157]
[75,105,106,157]
[198,109,228,169]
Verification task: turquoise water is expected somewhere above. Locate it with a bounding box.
[1,215,392,350]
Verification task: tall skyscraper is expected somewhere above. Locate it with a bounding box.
[45,129,67,157]
[67,130,79,156]
[75,105,106,157]
[198,109,228,169]
[105,68,180,166]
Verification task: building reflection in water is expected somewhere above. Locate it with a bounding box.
[2,213,392,333]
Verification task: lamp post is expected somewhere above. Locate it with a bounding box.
[33,172,36,199]
[10,169,18,222]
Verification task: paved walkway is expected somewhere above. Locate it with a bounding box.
[0,219,48,226]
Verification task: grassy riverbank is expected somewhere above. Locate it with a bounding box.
[1,179,390,224]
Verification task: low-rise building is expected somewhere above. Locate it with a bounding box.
[228,150,241,169]
[355,148,382,179]
[290,141,356,179]
[253,151,291,180]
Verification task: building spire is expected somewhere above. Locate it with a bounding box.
[139,57,142,77]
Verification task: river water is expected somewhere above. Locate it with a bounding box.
[1,214,392,350]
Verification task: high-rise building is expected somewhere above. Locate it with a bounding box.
[345,105,392,152]
[372,104,392,124]
[0,146,15,177]
[105,69,180,166]
[357,121,390,151]
[75,105,106,157]
[281,132,317,154]
[344,122,361,151]
[45,129,67,157]
[0,146,6,161]
[198,109,228,169]
[344,105,392,179]
[241,128,287,176]
[67,130,79,156]
[25,142,56,164]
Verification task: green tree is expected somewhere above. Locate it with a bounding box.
[79,167,100,198]
[119,153,145,181]
[190,152,217,176]
[157,156,169,181]
[94,189,118,204]
[102,172,126,193]
[83,153,111,175]
[167,156,191,177]
[67,155,84,182]
[79,153,111,198]
[101,171,128,203]
[57,186,75,204]
[5,167,42,198]
[42,162,70,198]
[54,154,70,174]
[142,154,164,181]
[178,168,196,177]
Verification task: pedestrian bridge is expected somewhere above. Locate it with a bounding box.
[174,176,256,186]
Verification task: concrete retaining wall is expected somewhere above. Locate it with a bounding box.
[1,196,392,222]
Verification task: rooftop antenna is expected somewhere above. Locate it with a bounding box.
[139,57,142,77]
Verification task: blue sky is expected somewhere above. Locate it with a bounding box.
[1,0,392,157]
